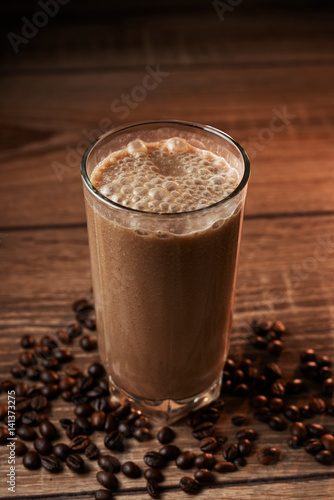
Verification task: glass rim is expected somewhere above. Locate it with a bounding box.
[80,119,250,218]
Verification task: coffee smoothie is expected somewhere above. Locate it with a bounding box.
[84,136,243,404]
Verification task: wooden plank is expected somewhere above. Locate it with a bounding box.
[1,65,334,228]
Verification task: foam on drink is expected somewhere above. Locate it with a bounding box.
[91,138,240,213]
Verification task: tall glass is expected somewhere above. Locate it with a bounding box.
[81,120,250,422]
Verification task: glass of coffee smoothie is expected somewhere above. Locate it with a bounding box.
[81,120,250,422]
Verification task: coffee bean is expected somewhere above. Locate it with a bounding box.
[98,454,121,473]
[267,339,283,356]
[320,434,334,453]
[65,365,82,378]
[11,365,26,379]
[84,317,97,331]
[88,362,105,379]
[268,398,284,413]
[98,379,110,395]
[17,425,36,441]
[53,443,71,461]
[34,437,52,455]
[66,422,81,439]
[236,428,257,441]
[194,453,216,470]
[305,438,324,455]
[104,414,118,433]
[224,358,236,372]
[257,447,281,465]
[0,426,9,444]
[41,357,59,370]
[290,422,308,441]
[176,451,196,469]
[234,383,249,397]
[59,376,76,392]
[327,402,334,416]
[192,421,215,440]
[144,468,164,482]
[284,405,300,422]
[122,461,141,478]
[117,421,132,437]
[23,450,41,470]
[300,404,314,419]
[85,442,100,460]
[91,410,106,430]
[54,348,73,363]
[251,395,268,408]
[65,321,82,338]
[253,374,267,392]
[195,406,220,425]
[21,335,36,349]
[0,404,8,419]
[34,344,52,359]
[133,427,151,442]
[179,476,200,494]
[307,423,326,438]
[19,351,35,367]
[80,335,97,351]
[133,415,150,429]
[238,439,252,457]
[250,334,267,349]
[41,454,60,473]
[21,411,39,427]
[59,418,72,430]
[15,396,31,412]
[254,407,271,422]
[231,414,248,426]
[104,431,123,452]
[70,435,91,452]
[199,436,219,453]
[66,453,85,473]
[214,461,237,473]
[315,450,333,465]
[40,383,59,400]
[14,440,28,456]
[301,361,318,379]
[146,479,159,498]
[194,468,215,483]
[300,348,316,363]
[159,444,180,461]
[94,489,113,500]
[39,420,57,440]
[96,470,118,491]
[322,378,334,396]
[94,397,111,413]
[223,443,239,462]
[285,378,304,395]
[155,427,173,446]
[26,367,40,380]
[235,456,247,467]
[269,416,286,431]
[319,366,332,380]
[271,381,285,397]
[288,436,302,449]
[144,451,164,469]
[309,397,326,414]
[265,362,282,380]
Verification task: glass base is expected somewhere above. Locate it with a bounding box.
[108,375,222,424]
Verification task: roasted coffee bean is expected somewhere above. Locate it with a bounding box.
[53,443,71,461]
[15,396,31,412]
[133,427,151,442]
[126,409,142,423]
[84,317,96,331]
[320,434,334,453]
[118,421,132,437]
[300,348,316,363]
[66,453,85,473]
[315,450,333,465]
[176,451,196,469]
[19,351,35,367]
[65,365,82,378]
[305,438,324,455]
[134,415,150,428]
[54,348,73,363]
[157,426,175,444]
[78,375,96,392]
[195,406,220,425]
[91,410,106,430]
[285,378,304,395]
[232,369,244,384]
[62,390,73,402]
[113,402,131,419]
[322,378,334,396]
[72,298,92,313]
[104,431,123,451]
[98,379,110,395]
[21,411,39,427]
[14,440,28,456]
[14,382,28,397]
[85,442,100,460]
[301,361,318,379]
[144,467,164,482]
[104,414,118,433]
[98,454,121,473]
[65,321,82,338]
[238,439,252,457]
[234,383,249,397]
[224,358,236,373]
[0,404,8,419]
[284,405,300,422]
[309,397,326,414]
[41,454,60,473]
[231,415,248,427]
[159,444,180,461]
[95,397,111,413]
[23,450,41,470]
[194,453,216,470]
[179,476,200,494]
[194,468,215,484]
[271,381,285,397]
[59,418,72,429]
[235,456,247,467]
[319,366,332,380]
[254,407,271,422]
[250,334,267,349]
[122,461,141,478]
[265,362,282,380]
[300,404,314,419]
[253,374,267,392]
[41,359,59,371]
[214,460,237,473]
[59,376,76,392]
[257,447,281,465]
[271,320,286,335]
[56,328,71,345]
[71,393,90,405]
[34,344,52,358]
[21,334,35,349]
[307,423,326,438]
[26,367,40,381]
[220,380,232,394]
[236,428,257,441]
[40,370,59,385]
[41,335,57,350]
[200,436,219,453]
[144,451,164,469]
[70,435,90,452]
[11,365,26,379]
[66,422,81,439]
[146,479,159,498]
[288,436,302,449]
[269,416,286,431]
[251,395,268,408]
[96,470,118,491]
[223,443,239,462]
[327,402,334,416]
[88,362,105,379]
[94,490,113,500]
[268,398,284,413]
[192,421,215,440]
[0,426,9,443]
[267,340,283,356]
[34,437,52,455]
[80,335,97,351]
[290,422,308,441]
[317,355,332,368]
[40,383,59,400]
[39,420,57,440]
[17,425,36,441]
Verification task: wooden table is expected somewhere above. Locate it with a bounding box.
[1,4,334,499]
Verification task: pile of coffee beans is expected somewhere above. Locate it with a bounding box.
[1,303,334,498]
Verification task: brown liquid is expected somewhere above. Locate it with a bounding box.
[85,139,243,401]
